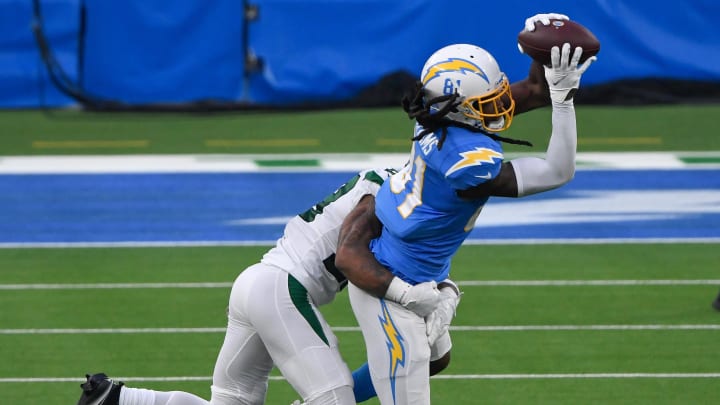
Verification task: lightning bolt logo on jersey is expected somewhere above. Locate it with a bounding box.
[371,123,504,283]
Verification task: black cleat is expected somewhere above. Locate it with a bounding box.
[713,290,720,311]
[77,373,123,405]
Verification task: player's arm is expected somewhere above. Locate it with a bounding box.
[335,194,442,316]
[458,44,596,199]
[510,60,550,114]
[462,59,550,198]
[334,194,392,297]
[510,13,572,114]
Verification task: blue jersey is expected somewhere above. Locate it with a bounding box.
[371,124,504,283]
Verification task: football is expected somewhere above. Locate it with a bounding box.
[517,19,600,65]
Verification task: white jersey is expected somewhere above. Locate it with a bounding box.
[261,168,396,305]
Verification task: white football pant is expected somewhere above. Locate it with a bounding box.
[348,283,442,405]
[210,263,354,405]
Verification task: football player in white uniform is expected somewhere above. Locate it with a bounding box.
[77,168,457,405]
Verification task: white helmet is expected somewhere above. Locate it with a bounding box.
[420,44,515,132]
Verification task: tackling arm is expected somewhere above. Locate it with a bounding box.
[334,194,393,297]
[335,194,442,317]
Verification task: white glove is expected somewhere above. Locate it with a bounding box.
[524,12,569,31]
[544,43,597,104]
[385,277,441,317]
[425,281,461,346]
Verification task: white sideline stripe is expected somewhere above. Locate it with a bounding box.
[1,152,718,174]
[457,279,720,286]
[0,328,225,334]
[3,373,720,383]
[0,241,272,248]
[445,325,720,331]
[1,237,719,249]
[0,282,233,290]
[431,373,720,380]
[2,324,719,335]
[2,279,718,290]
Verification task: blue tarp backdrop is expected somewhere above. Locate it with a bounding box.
[1,0,719,108]
[0,0,80,107]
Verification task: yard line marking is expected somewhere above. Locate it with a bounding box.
[3,373,720,383]
[0,377,213,383]
[1,238,719,249]
[0,282,233,290]
[205,139,320,147]
[431,373,720,380]
[31,140,149,149]
[462,238,720,245]
[445,325,720,331]
[337,325,720,332]
[457,279,720,286]
[3,152,719,174]
[578,137,663,145]
[0,328,225,334]
[2,280,718,290]
[3,324,719,335]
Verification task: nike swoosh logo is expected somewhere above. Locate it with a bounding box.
[475,172,492,180]
[552,75,568,86]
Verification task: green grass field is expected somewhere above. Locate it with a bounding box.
[1,245,719,404]
[2,104,720,155]
[1,105,719,404]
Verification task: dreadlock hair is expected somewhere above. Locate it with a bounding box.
[401,81,533,150]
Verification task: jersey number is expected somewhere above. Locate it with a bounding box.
[390,156,426,218]
[298,170,390,223]
[299,174,360,222]
[390,156,484,232]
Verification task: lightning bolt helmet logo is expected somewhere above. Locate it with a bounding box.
[421,58,489,86]
[418,44,516,133]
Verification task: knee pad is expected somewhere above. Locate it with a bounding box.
[305,386,355,405]
[210,384,266,405]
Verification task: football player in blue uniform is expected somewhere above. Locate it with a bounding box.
[336,35,596,404]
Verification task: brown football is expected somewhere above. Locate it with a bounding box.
[517,19,600,65]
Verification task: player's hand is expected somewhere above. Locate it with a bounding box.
[544,43,597,103]
[425,280,462,345]
[385,278,441,317]
[524,12,569,32]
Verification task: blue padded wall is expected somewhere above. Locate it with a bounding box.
[1,0,718,107]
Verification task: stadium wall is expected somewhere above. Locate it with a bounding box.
[1,0,719,109]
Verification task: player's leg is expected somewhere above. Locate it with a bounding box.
[242,265,354,405]
[209,264,278,405]
[348,283,431,405]
[351,363,376,402]
[122,388,210,405]
[352,337,452,404]
[429,330,452,376]
[77,373,210,405]
[713,288,720,311]
[77,265,273,405]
